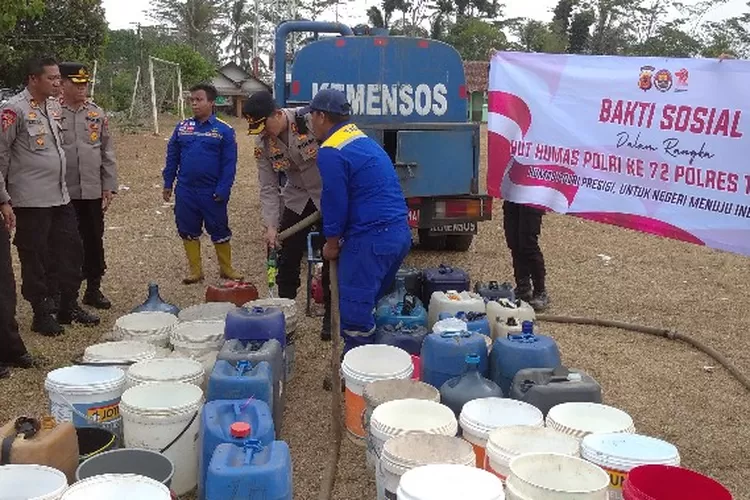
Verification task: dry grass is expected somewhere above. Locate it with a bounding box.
[1,116,748,500]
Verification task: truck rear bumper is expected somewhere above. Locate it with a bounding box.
[407,195,493,234]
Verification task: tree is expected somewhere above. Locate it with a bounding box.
[442,18,507,60]
[152,43,216,87]
[0,0,44,34]
[568,10,595,53]
[512,19,567,53]
[631,21,703,57]
[148,0,223,62]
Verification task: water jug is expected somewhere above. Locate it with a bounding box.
[494,316,524,341]
[386,266,422,297]
[205,439,292,500]
[486,298,535,339]
[438,311,491,336]
[217,339,285,432]
[474,281,515,302]
[509,366,602,417]
[420,264,470,305]
[198,400,276,500]
[421,330,489,390]
[427,290,485,329]
[439,354,504,418]
[206,360,274,412]
[375,324,429,356]
[375,278,428,329]
[131,282,180,316]
[205,281,259,306]
[490,321,562,394]
[224,306,286,347]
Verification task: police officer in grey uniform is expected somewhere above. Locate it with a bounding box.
[0,55,99,336]
[58,62,118,309]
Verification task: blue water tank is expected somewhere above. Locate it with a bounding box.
[420,330,488,390]
[205,440,293,500]
[437,311,491,336]
[206,360,274,411]
[130,282,180,315]
[198,399,276,500]
[420,264,470,305]
[224,306,286,346]
[375,277,428,329]
[490,321,562,394]
[375,324,429,356]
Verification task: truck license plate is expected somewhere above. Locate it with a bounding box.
[430,222,478,234]
[407,209,420,228]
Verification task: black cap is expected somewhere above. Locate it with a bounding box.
[298,88,352,116]
[242,90,277,135]
[59,62,91,83]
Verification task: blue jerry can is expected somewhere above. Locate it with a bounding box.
[420,330,488,390]
[206,360,274,410]
[224,306,286,346]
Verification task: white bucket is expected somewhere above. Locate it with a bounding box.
[0,464,68,500]
[169,320,224,373]
[342,344,414,442]
[459,398,544,469]
[83,341,158,372]
[178,302,236,322]
[484,425,580,482]
[370,398,458,487]
[506,452,609,500]
[546,402,635,440]
[125,357,205,391]
[113,311,178,348]
[396,463,505,500]
[120,382,204,496]
[60,473,171,499]
[44,365,126,439]
[378,434,475,500]
[581,433,681,500]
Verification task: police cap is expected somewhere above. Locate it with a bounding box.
[242,90,277,135]
[298,88,351,117]
[59,62,91,83]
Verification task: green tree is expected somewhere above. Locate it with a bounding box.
[442,18,507,60]
[148,0,223,61]
[631,22,703,57]
[0,0,44,34]
[152,43,216,87]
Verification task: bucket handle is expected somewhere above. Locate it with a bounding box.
[50,388,114,429]
[159,409,199,455]
[439,330,472,339]
[71,354,137,367]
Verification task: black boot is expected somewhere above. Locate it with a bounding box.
[58,296,100,326]
[529,290,550,311]
[320,310,331,341]
[32,298,64,337]
[83,278,112,310]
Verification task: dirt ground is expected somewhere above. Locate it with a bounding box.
[1,115,748,499]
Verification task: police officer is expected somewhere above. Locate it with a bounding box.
[58,62,118,309]
[163,83,243,284]
[503,200,549,310]
[301,89,412,355]
[0,55,99,336]
[243,90,332,340]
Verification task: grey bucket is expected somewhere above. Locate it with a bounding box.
[75,448,175,488]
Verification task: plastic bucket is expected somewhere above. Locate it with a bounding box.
[120,382,204,496]
[484,425,580,482]
[0,464,68,500]
[82,341,157,372]
[459,397,544,468]
[169,320,224,373]
[45,365,127,440]
[125,358,205,391]
[341,345,414,442]
[61,473,172,499]
[396,463,505,499]
[378,434,475,500]
[370,398,457,477]
[76,448,175,487]
[622,464,733,500]
[77,427,117,463]
[546,402,635,440]
[506,452,609,500]
[581,433,680,500]
[177,302,236,322]
[363,378,440,470]
[114,311,178,348]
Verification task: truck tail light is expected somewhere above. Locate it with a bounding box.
[291,81,300,95]
[459,85,467,99]
[434,199,483,219]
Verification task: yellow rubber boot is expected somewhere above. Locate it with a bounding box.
[215,241,243,280]
[182,239,204,284]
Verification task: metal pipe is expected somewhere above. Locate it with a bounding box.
[273,21,354,107]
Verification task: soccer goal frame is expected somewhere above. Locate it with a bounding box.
[148,55,185,135]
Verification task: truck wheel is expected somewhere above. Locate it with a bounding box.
[445,234,474,252]
[417,229,447,251]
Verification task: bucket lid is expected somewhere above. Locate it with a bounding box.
[115,311,178,332]
[83,341,157,363]
[127,357,204,382]
[459,398,544,438]
[363,379,439,407]
[0,464,68,499]
[342,344,413,381]
[581,433,680,470]
[177,302,236,321]
[371,399,457,439]
[381,434,475,476]
[397,464,505,500]
[45,365,126,392]
[624,464,733,500]
[486,425,580,461]
[171,320,225,343]
[61,473,171,499]
[121,381,204,414]
[547,402,634,436]
[508,452,610,495]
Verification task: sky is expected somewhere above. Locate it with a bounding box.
[101,0,748,33]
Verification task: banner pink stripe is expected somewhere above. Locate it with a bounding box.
[488,91,532,134]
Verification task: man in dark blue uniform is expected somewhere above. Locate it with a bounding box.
[300,88,412,355]
[162,83,243,284]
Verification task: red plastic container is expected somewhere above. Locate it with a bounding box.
[410,355,421,380]
[205,281,259,306]
[623,465,733,500]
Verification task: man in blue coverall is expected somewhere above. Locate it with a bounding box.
[162,83,243,284]
[300,88,412,355]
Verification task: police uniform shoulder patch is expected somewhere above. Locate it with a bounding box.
[1,108,17,132]
[254,146,263,159]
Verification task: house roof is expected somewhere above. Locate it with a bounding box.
[464,61,490,93]
[216,62,272,93]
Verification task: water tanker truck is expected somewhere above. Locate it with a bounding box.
[273,21,492,251]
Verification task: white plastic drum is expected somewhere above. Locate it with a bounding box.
[396,463,505,500]
[0,464,68,500]
[83,341,158,372]
[113,311,178,348]
[506,452,609,500]
[177,302,236,322]
[61,473,171,499]
[169,320,224,373]
[546,402,635,440]
[126,357,205,390]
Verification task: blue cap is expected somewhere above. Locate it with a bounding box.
[298,88,352,116]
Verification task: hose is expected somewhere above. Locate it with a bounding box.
[536,313,750,393]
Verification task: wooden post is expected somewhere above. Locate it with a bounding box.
[149,57,158,135]
[91,60,98,98]
[128,66,141,119]
[177,65,185,120]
